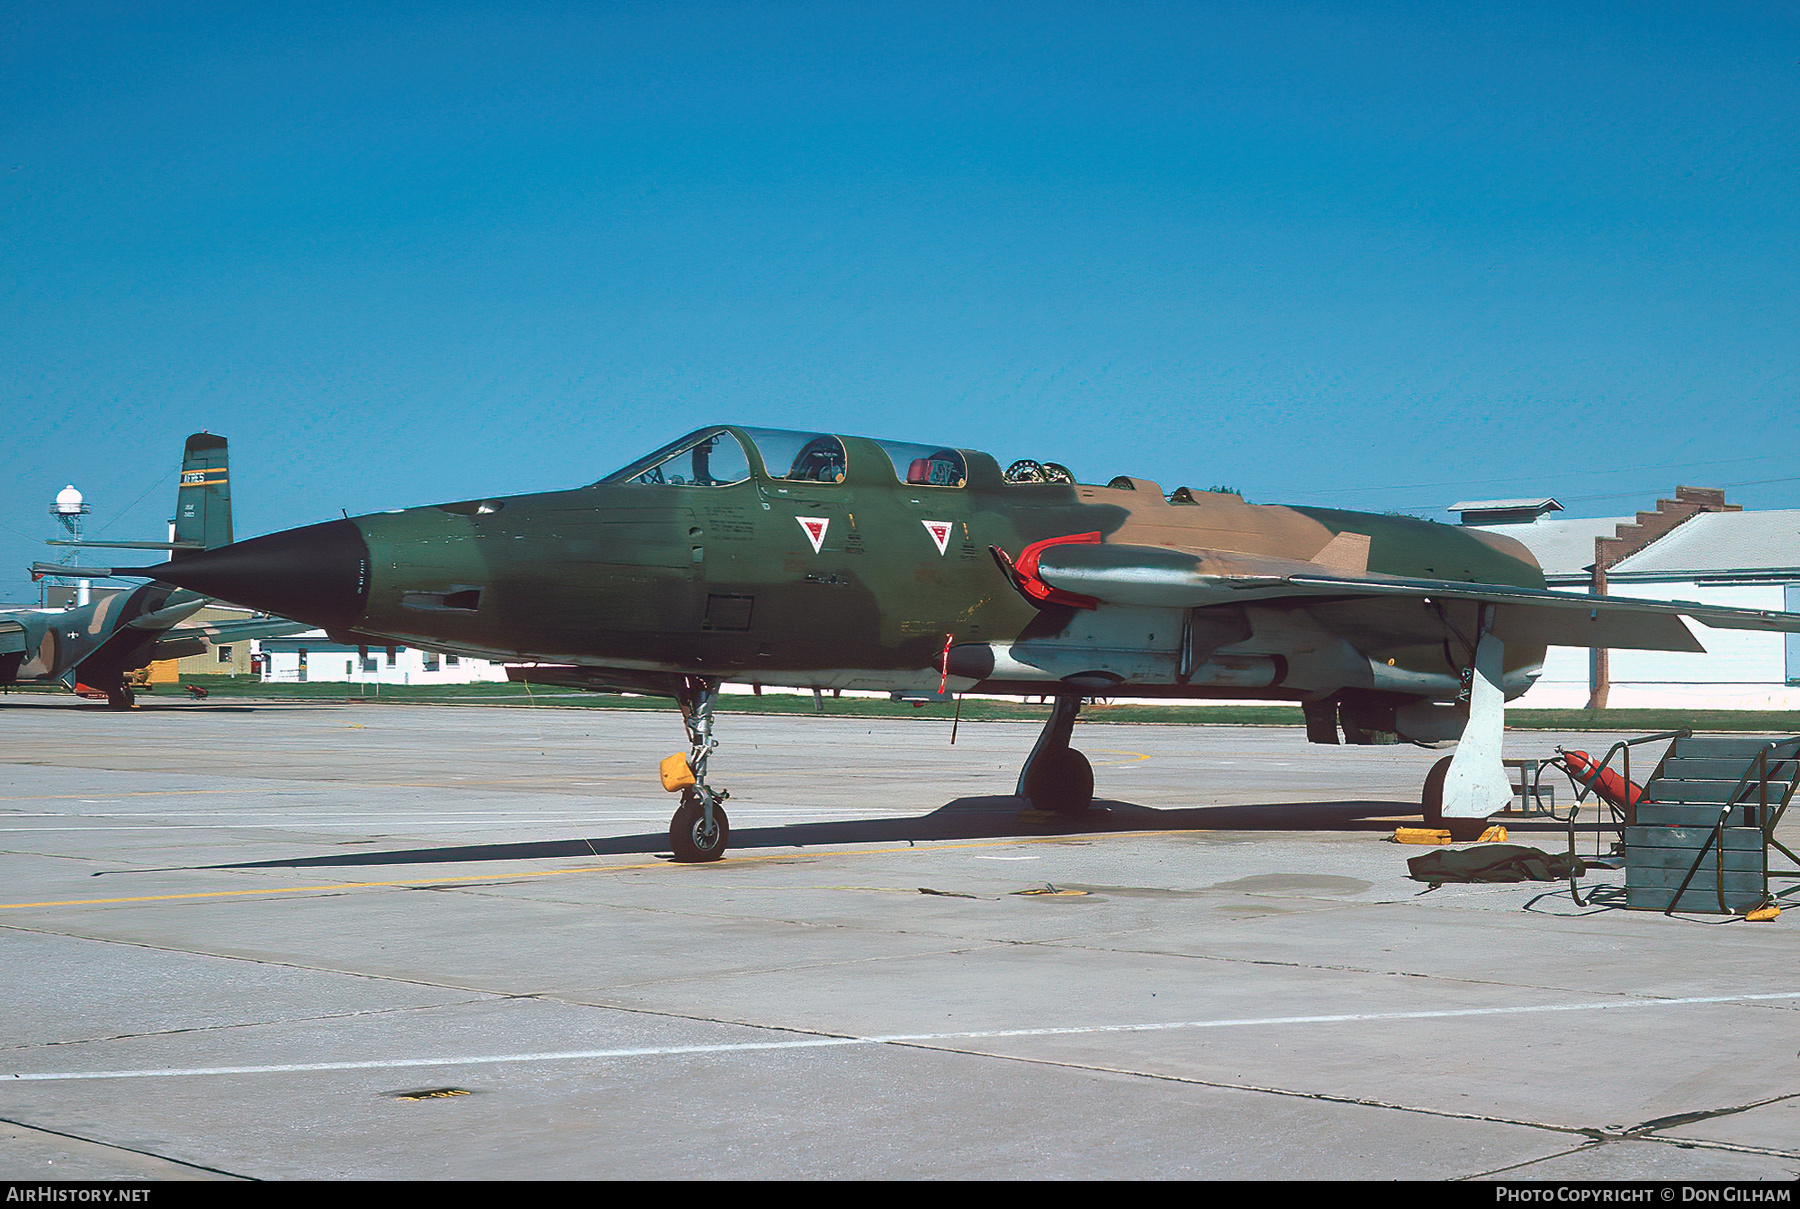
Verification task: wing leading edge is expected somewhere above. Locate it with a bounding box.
[143,615,313,663]
[1032,543,1800,654]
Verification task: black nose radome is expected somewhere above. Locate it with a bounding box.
[154,519,371,629]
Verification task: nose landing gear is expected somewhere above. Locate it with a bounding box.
[669,677,731,862]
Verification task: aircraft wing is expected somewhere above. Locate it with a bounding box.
[60,596,309,670]
[145,615,313,662]
[1031,543,1800,653]
[55,597,210,673]
[30,561,131,581]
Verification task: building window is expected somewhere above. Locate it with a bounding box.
[423,651,440,672]
[217,645,233,664]
[362,655,378,673]
[446,654,459,666]
[386,646,398,668]
[1787,584,1800,686]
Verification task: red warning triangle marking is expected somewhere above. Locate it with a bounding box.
[922,520,953,555]
[796,516,829,553]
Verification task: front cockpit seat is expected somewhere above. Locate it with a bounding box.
[788,437,847,483]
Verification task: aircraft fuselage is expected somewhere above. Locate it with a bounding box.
[151,428,1547,727]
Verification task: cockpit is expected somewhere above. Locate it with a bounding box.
[601,429,754,487]
[599,427,970,489]
[598,426,1234,506]
[783,436,848,484]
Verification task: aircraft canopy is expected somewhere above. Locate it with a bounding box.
[600,427,969,489]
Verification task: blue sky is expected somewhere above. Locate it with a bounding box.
[4,1,1796,597]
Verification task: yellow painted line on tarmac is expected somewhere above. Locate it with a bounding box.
[0,866,669,910]
[0,788,302,802]
[0,831,1146,912]
[0,779,716,804]
[0,770,815,804]
[1088,749,1151,766]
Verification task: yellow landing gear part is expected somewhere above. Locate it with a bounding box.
[660,753,696,792]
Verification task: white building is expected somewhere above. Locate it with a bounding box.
[256,632,510,686]
[1469,491,1800,710]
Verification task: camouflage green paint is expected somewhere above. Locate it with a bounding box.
[147,427,1561,730]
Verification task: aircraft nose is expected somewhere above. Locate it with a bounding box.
[153,518,371,629]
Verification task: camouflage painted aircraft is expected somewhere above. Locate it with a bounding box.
[113,425,1800,856]
[5,434,306,707]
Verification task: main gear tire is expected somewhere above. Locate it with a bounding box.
[1420,755,1490,842]
[1024,748,1094,815]
[670,791,729,862]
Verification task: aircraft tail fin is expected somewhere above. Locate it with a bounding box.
[172,433,232,553]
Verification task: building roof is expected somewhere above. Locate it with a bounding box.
[1449,498,1563,514]
[1450,498,1564,525]
[1608,509,1800,579]
[1476,508,1800,583]
[1473,515,1628,580]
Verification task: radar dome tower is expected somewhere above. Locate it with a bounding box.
[47,485,92,607]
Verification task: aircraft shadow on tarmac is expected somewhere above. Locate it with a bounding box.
[198,795,1575,873]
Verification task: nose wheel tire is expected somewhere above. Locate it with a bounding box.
[1024,748,1094,814]
[670,791,729,862]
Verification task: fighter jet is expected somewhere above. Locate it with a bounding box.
[5,434,307,707]
[113,425,1800,855]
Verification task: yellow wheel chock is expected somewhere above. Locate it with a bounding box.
[660,752,696,792]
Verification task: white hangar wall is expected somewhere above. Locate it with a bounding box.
[1514,582,1799,710]
[1475,506,1800,711]
[256,633,510,686]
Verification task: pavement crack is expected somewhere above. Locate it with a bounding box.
[1008,935,1800,1011]
[0,921,535,1005]
[863,1039,1800,1163]
[542,941,1009,995]
[0,1114,251,1180]
[1584,1091,1800,1143]
[1464,1141,1609,1180]
[883,1039,1600,1136]
[0,998,497,1056]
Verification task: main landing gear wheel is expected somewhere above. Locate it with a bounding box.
[1017,693,1094,814]
[670,790,729,863]
[1024,748,1094,814]
[106,685,135,710]
[1420,754,1490,842]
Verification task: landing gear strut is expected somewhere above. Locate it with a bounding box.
[105,684,135,710]
[1425,603,1510,843]
[1018,692,1094,814]
[670,677,730,862]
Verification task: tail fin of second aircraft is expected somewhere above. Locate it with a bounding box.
[172,433,232,553]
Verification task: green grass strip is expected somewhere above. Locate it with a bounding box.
[16,674,1792,733]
